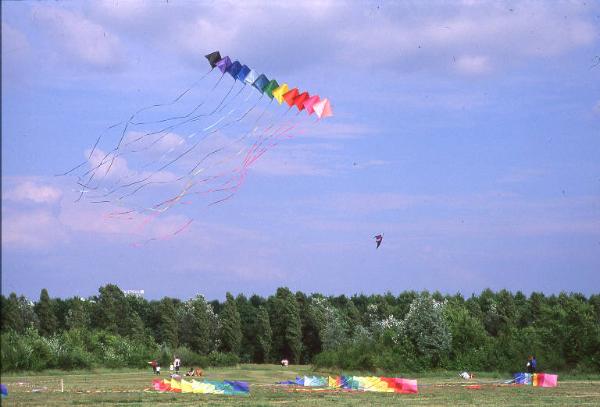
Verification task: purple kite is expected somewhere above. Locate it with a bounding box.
[374,234,383,249]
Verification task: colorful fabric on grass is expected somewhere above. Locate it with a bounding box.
[513,373,558,387]
[152,378,249,395]
[277,375,418,394]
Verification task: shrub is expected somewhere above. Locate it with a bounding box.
[1,328,55,371]
[208,351,239,367]
[172,346,208,368]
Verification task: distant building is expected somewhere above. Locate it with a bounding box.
[123,289,145,298]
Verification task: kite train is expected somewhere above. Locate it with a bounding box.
[512,373,558,387]
[278,375,419,393]
[63,50,333,243]
[152,378,249,395]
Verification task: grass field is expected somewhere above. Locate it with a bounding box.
[2,365,600,406]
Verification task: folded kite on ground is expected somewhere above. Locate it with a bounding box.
[152,378,249,395]
[277,375,418,394]
[513,373,558,387]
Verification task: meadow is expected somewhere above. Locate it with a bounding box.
[2,364,600,406]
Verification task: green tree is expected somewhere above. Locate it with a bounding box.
[396,291,419,319]
[269,288,302,363]
[178,295,218,354]
[158,298,179,348]
[65,297,90,330]
[52,297,71,332]
[444,301,487,359]
[35,288,58,336]
[18,295,39,331]
[220,293,242,355]
[235,294,257,362]
[93,284,139,337]
[296,292,321,363]
[495,289,516,336]
[2,293,24,333]
[255,305,272,362]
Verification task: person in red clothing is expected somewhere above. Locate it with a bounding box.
[148,360,158,374]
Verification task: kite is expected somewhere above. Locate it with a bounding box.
[277,375,418,394]
[61,50,333,244]
[512,373,558,387]
[374,234,383,249]
[152,378,249,394]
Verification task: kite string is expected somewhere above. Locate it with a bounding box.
[90,89,264,206]
[72,70,230,193]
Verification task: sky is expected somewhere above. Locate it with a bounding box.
[2,0,599,301]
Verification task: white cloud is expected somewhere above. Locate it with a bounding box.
[2,209,68,248]
[2,22,32,83]
[32,5,124,69]
[123,131,186,154]
[352,159,390,170]
[174,17,239,62]
[455,55,491,75]
[302,122,374,140]
[335,2,597,74]
[251,151,331,177]
[93,0,151,19]
[86,148,132,180]
[13,1,596,78]
[497,168,546,184]
[2,22,29,55]
[5,181,62,204]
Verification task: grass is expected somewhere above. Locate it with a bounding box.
[2,364,600,406]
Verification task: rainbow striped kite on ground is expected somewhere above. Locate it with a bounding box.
[152,378,249,395]
[277,375,418,394]
[513,373,558,387]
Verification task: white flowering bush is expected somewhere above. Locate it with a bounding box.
[309,297,349,351]
[178,295,221,354]
[403,293,452,366]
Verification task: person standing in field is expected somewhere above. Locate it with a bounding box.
[526,355,536,374]
[174,356,181,373]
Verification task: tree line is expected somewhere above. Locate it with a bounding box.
[1,285,599,373]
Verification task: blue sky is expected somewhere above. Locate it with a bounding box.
[2,1,599,301]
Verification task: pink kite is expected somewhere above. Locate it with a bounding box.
[303,95,321,115]
[313,98,333,119]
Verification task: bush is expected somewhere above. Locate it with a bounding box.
[1,328,159,372]
[1,328,55,371]
[313,344,375,371]
[172,346,209,368]
[207,351,239,367]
